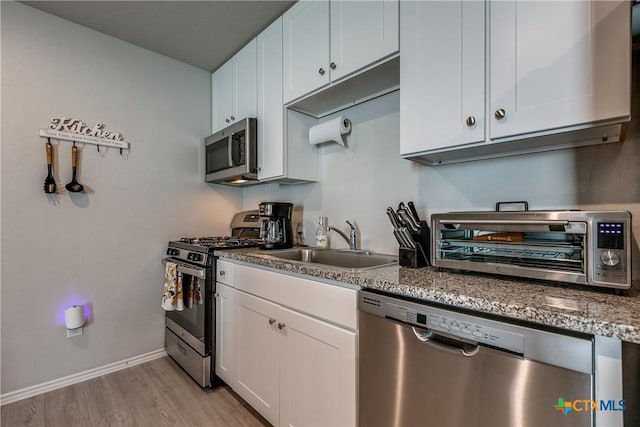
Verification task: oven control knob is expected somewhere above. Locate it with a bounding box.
[193,254,202,262]
[600,250,620,267]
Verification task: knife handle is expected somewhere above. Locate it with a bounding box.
[407,201,421,222]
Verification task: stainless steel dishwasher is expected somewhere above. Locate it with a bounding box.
[358,290,595,427]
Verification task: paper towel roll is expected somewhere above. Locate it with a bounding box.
[65,305,85,329]
[309,116,351,146]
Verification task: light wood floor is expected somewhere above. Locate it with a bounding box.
[1,356,269,427]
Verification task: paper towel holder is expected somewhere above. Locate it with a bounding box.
[308,116,352,146]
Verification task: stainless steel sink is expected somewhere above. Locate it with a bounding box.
[258,248,398,271]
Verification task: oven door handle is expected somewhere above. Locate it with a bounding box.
[162,258,206,279]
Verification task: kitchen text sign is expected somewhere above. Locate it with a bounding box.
[39,117,130,149]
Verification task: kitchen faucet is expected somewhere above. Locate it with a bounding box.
[330,221,358,250]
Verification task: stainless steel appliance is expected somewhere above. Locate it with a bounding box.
[431,210,631,289]
[258,202,293,250]
[163,210,261,387]
[205,118,258,185]
[359,290,596,427]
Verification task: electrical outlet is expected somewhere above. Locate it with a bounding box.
[66,326,83,338]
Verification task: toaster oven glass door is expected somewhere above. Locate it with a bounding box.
[436,222,586,274]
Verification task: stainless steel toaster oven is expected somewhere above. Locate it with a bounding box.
[431,210,631,289]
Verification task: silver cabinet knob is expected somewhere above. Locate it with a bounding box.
[465,116,476,127]
[318,68,325,75]
[330,62,336,70]
[494,109,506,120]
[214,292,220,298]
[230,116,235,121]
[277,322,286,330]
[225,118,230,123]
[269,318,276,325]
[219,270,225,276]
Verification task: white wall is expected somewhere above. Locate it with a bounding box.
[0,2,241,394]
[245,50,640,273]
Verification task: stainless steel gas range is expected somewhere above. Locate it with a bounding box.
[163,210,261,388]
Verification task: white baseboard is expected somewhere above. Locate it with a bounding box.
[0,348,167,406]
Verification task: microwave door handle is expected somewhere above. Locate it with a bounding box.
[227,137,234,167]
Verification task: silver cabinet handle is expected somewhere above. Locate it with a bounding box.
[494,109,506,120]
[466,116,476,127]
[269,318,276,325]
[219,270,225,276]
[318,68,325,76]
[214,292,220,298]
[277,322,286,330]
[330,62,336,70]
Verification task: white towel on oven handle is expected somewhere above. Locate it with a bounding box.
[162,261,184,311]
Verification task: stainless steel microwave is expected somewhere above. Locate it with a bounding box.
[205,118,257,185]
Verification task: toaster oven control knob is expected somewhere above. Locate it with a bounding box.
[600,250,620,267]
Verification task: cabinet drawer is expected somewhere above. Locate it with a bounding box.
[233,262,358,330]
[216,260,234,285]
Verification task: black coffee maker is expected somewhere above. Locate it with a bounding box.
[258,202,293,249]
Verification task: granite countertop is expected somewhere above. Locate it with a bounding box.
[216,248,640,344]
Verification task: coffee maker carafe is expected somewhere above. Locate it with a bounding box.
[259,202,293,249]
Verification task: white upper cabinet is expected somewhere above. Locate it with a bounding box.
[283,0,330,104]
[257,17,285,181]
[211,39,257,133]
[489,0,631,140]
[258,17,318,183]
[330,0,399,81]
[283,0,399,104]
[400,0,631,164]
[400,0,485,154]
[211,60,233,133]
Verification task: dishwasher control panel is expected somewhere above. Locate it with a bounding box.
[387,302,525,354]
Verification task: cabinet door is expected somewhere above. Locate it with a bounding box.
[234,290,280,426]
[214,283,235,385]
[279,306,357,427]
[330,0,399,82]
[257,17,285,181]
[400,0,485,156]
[211,60,233,132]
[283,0,330,103]
[232,39,257,123]
[489,0,630,140]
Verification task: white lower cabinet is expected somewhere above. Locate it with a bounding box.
[214,283,236,386]
[279,305,357,427]
[235,290,281,425]
[215,260,357,427]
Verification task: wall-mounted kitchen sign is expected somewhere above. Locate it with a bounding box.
[39,117,130,150]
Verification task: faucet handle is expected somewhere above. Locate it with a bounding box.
[346,220,355,231]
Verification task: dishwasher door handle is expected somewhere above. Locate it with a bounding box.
[412,327,480,357]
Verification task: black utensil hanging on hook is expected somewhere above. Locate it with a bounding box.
[43,138,56,194]
[65,142,84,193]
